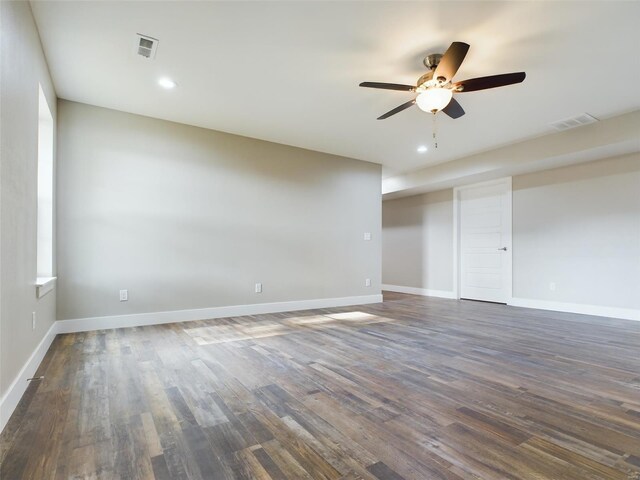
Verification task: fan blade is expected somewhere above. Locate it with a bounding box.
[454,72,526,92]
[377,99,416,120]
[442,98,465,119]
[360,82,416,92]
[434,42,470,83]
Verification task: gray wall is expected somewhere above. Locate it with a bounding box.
[512,153,640,309]
[0,2,57,398]
[57,101,381,320]
[382,190,453,292]
[382,153,640,310]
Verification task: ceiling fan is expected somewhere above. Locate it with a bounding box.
[359,42,525,120]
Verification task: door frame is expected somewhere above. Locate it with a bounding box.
[452,177,513,302]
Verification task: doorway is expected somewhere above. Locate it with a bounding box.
[454,178,512,303]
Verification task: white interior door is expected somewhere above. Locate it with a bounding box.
[458,179,512,303]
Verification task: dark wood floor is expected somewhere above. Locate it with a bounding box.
[2,292,640,480]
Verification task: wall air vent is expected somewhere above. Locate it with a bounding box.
[135,34,159,59]
[550,113,598,132]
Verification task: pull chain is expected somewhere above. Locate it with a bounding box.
[432,112,438,149]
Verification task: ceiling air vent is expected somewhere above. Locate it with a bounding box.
[550,113,598,132]
[135,34,158,59]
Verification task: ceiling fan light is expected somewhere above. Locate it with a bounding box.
[416,88,453,113]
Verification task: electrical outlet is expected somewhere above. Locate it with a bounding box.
[363,232,372,241]
[255,283,262,293]
[365,278,371,287]
[549,282,556,291]
[32,312,36,331]
[119,289,128,301]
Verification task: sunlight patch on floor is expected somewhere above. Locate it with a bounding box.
[285,315,334,326]
[184,311,394,345]
[326,311,377,321]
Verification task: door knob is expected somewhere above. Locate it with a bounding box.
[498,247,507,251]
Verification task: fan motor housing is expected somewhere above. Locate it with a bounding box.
[423,53,442,70]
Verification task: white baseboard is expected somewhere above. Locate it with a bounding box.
[381,285,639,321]
[56,294,383,334]
[0,321,59,433]
[508,297,640,321]
[382,284,456,299]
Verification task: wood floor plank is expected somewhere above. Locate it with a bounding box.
[2,292,639,479]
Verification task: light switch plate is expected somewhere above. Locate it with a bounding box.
[363,232,372,241]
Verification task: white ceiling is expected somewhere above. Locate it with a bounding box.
[31,1,640,178]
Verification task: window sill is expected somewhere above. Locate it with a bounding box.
[36,277,56,298]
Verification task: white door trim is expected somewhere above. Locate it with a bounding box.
[453,177,512,302]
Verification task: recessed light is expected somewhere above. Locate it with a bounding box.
[417,145,428,153]
[158,77,177,89]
